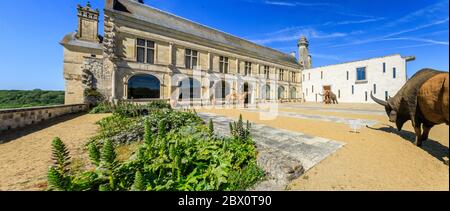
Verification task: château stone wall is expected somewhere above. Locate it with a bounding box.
[0,104,88,133]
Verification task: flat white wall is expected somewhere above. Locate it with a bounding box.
[301,54,409,103]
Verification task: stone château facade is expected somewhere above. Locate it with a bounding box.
[61,0,307,106]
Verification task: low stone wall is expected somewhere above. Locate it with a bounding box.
[0,104,88,132]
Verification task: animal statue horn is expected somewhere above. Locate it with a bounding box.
[371,92,387,106]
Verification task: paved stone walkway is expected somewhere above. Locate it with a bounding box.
[280,105,386,116]
[241,108,379,127]
[198,112,345,190]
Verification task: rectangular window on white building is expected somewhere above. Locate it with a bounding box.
[365,91,368,102]
[373,84,377,94]
[385,91,389,101]
[338,90,341,98]
[347,71,349,80]
[321,71,323,79]
[312,85,314,93]
[393,67,397,79]
[352,85,354,95]
[357,67,367,81]
[383,63,386,73]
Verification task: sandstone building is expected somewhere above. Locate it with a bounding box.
[61,0,415,106]
[61,0,305,106]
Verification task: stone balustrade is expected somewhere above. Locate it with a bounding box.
[0,104,88,132]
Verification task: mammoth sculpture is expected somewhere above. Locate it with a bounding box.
[371,68,449,147]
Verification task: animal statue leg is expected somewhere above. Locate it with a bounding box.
[414,125,423,147]
[421,125,432,143]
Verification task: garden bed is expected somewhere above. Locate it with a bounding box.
[46,101,264,191]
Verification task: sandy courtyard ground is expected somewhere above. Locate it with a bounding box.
[197,103,449,191]
[0,114,109,191]
[0,103,448,191]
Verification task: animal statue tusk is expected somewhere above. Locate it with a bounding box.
[371,92,388,106]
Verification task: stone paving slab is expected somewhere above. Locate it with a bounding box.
[198,112,345,190]
[280,105,386,116]
[241,108,379,127]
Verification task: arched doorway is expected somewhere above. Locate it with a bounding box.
[128,74,161,99]
[215,80,231,100]
[278,86,285,99]
[263,84,271,100]
[290,87,297,99]
[178,77,201,101]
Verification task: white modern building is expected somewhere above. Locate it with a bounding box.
[301,54,416,103]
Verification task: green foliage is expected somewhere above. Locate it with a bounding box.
[47,167,68,191]
[0,90,64,109]
[51,137,71,175]
[90,101,114,114]
[132,171,145,191]
[143,118,152,146]
[47,107,263,191]
[229,114,251,140]
[88,142,101,167]
[89,100,172,115]
[101,140,117,169]
[84,88,104,100]
[208,119,214,136]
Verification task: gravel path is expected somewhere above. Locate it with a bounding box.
[0,114,109,191]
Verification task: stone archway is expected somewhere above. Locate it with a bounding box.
[178,77,201,102]
[127,74,161,99]
[278,86,286,100]
[214,80,231,100]
[290,87,297,99]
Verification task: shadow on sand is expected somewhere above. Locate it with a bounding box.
[367,125,449,163]
[0,113,86,145]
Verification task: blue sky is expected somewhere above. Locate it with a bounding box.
[0,0,448,90]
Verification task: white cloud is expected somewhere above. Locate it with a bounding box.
[336,17,385,25]
[385,0,449,27]
[251,27,347,44]
[263,1,332,7]
[330,18,449,48]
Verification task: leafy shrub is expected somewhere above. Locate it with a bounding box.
[90,101,114,114]
[47,138,72,191]
[48,109,264,191]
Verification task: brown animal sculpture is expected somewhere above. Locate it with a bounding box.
[371,68,449,147]
[319,91,339,104]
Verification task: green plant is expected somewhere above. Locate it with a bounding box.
[47,107,263,191]
[47,137,72,191]
[51,137,71,174]
[88,142,101,167]
[229,115,251,140]
[143,118,152,146]
[131,171,145,191]
[208,119,214,136]
[47,167,67,191]
[90,101,114,114]
[101,140,117,169]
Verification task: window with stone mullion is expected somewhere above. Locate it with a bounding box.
[136,39,155,64]
[219,56,229,73]
[185,49,198,69]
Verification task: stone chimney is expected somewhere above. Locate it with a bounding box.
[76,2,100,42]
[290,51,296,58]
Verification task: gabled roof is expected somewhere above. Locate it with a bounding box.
[106,0,300,68]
